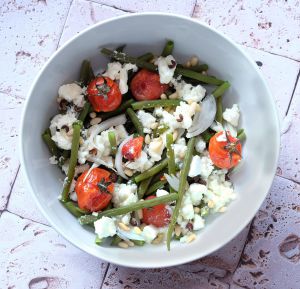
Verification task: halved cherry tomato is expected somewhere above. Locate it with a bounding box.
[142,196,171,228]
[87,76,122,112]
[130,69,169,101]
[75,168,114,212]
[121,136,144,161]
[208,131,242,169]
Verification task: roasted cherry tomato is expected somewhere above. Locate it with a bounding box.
[75,168,114,212]
[87,76,122,112]
[208,131,242,169]
[130,69,169,101]
[142,196,171,228]
[121,136,144,161]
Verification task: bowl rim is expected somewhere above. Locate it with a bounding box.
[20,12,280,268]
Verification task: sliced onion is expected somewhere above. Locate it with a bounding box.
[187,94,216,138]
[164,173,180,191]
[117,228,145,241]
[115,134,133,180]
[88,114,127,140]
[82,162,99,182]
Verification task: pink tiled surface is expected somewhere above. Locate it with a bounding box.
[0,1,299,288]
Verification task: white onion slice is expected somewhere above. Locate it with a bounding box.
[115,134,133,179]
[88,114,127,140]
[164,173,180,191]
[187,94,216,138]
[117,228,145,241]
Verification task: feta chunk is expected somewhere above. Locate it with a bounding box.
[142,225,158,243]
[195,136,206,153]
[94,216,116,239]
[187,183,207,206]
[156,189,169,197]
[49,111,77,150]
[210,121,223,132]
[49,156,58,165]
[155,55,176,84]
[112,183,138,208]
[103,62,138,94]
[137,110,157,134]
[159,110,179,132]
[193,214,205,230]
[174,101,197,129]
[188,155,214,179]
[125,151,154,172]
[58,83,85,107]
[172,79,206,102]
[173,143,187,163]
[216,131,227,142]
[223,104,240,127]
[148,137,164,162]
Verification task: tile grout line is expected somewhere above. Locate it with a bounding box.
[3,164,21,211]
[284,67,300,116]
[191,0,198,17]
[88,0,134,13]
[55,0,74,49]
[276,173,300,186]
[99,263,110,289]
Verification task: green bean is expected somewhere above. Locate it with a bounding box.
[237,128,246,141]
[131,99,181,110]
[79,193,178,225]
[126,108,144,136]
[167,137,195,250]
[138,177,153,199]
[61,121,83,202]
[161,40,174,56]
[131,239,145,246]
[153,124,169,138]
[215,96,223,124]
[137,52,154,62]
[100,99,134,120]
[95,235,102,245]
[201,130,213,143]
[108,131,117,156]
[78,102,92,122]
[146,180,167,196]
[212,81,230,99]
[175,66,224,85]
[134,159,168,183]
[177,63,209,72]
[42,129,59,157]
[79,60,94,85]
[115,44,126,52]
[58,150,70,167]
[63,201,89,218]
[101,48,156,71]
[111,235,122,246]
[166,133,176,193]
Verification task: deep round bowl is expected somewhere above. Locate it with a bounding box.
[20,13,280,268]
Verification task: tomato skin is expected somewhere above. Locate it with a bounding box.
[142,196,171,228]
[75,168,114,212]
[208,131,242,169]
[130,69,169,101]
[121,136,144,161]
[87,76,122,112]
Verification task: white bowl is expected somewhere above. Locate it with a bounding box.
[20,13,280,268]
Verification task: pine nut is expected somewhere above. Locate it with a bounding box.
[151,233,164,245]
[90,117,102,126]
[208,200,215,208]
[202,71,207,75]
[118,241,129,249]
[168,92,179,99]
[89,112,96,119]
[160,93,167,99]
[187,233,196,243]
[150,139,163,153]
[140,223,146,230]
[194,207,200,214]
[133,227,142,235]
[185,60,191,68]
[124,168,133,177]
[118,222,130,231]
[190,56,199,66]
[150,122,159,129]
[79,137,84,145]
[173,130,178,141]
[219,206,227,213]
[145,134,151,144]
[124,240,135,247]
[137,209,143,220]
[175,225,181,237]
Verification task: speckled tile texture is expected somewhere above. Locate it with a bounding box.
[0,0,300,288]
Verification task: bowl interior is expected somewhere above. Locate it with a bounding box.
[21,13,279,268]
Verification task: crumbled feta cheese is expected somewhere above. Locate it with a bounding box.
[148,137,164,162]
[120,213,131,225]
[159,110,179,132]
[172,79,206,102]
[188,155,214,179]
[125,151,154,172]
[156,189,169,197]
[176,137,186,146]
[114,125,128,142]
[137,110,157,134]
[223,122,237,137]
[216,131,227,142]
[153,107,164,118]
[193,214,205,230]
[173,142,187,163]
[112,183,138,208]
[223,104,240,127]
[103,62,138,94]
[180,194,195,220]
[69,190,78,202]
[195,136,206,153]
[174,101,197,129]
[142,225,158,243]
[210,121,223,132]
[49,111,77,150]
[58,83,85,107]
[94,216,116,239]
[49,156,58,165]
[155,55,176,84]
[187,183,207,206]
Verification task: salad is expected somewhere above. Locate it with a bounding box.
[42,40,245,250]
